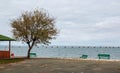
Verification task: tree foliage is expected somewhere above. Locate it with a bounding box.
[11,9,58,58]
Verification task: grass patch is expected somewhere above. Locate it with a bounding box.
[0,58,25,64]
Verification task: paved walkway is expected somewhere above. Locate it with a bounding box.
[0,58,120,73]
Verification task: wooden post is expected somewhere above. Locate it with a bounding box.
[9,41,11,58]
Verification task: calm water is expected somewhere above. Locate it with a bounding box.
[0,45,120,60]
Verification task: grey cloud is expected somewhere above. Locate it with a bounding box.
[0,0,120,46]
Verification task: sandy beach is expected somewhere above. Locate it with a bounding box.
[0,58,120,73]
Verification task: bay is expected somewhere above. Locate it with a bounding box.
[0,45,120,60]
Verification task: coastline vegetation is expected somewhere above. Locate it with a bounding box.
[0,58,25,64]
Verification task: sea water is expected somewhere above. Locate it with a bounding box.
[0,45,120,60]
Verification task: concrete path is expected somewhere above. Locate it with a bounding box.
[0,58,120,73]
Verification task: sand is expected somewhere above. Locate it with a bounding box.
[0,58,120,73]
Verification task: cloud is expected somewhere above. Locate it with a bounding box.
[55,16,120,44]
[95,16,120,29]
[0,0,120,46]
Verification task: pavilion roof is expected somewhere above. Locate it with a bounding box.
[0,35,15,41]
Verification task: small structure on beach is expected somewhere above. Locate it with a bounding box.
[0,35,15,59]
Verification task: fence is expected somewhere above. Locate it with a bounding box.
[0,51,10,59]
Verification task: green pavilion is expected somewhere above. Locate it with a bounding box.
[0,35,15,59]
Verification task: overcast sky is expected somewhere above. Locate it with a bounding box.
[0,0,120,46]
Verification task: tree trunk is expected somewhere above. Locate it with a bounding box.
[27,41,35,58]
[27,47,32,58]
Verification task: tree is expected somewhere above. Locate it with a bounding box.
[11,9,58,58]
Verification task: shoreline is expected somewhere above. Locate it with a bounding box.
[13,55,120,61]
[11,56,120,62]
[13,56,120,62]
[30,57,120,62]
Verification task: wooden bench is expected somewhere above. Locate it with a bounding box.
[98,54,110,59]
[80,55,88,59]
[30,53,37,58]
